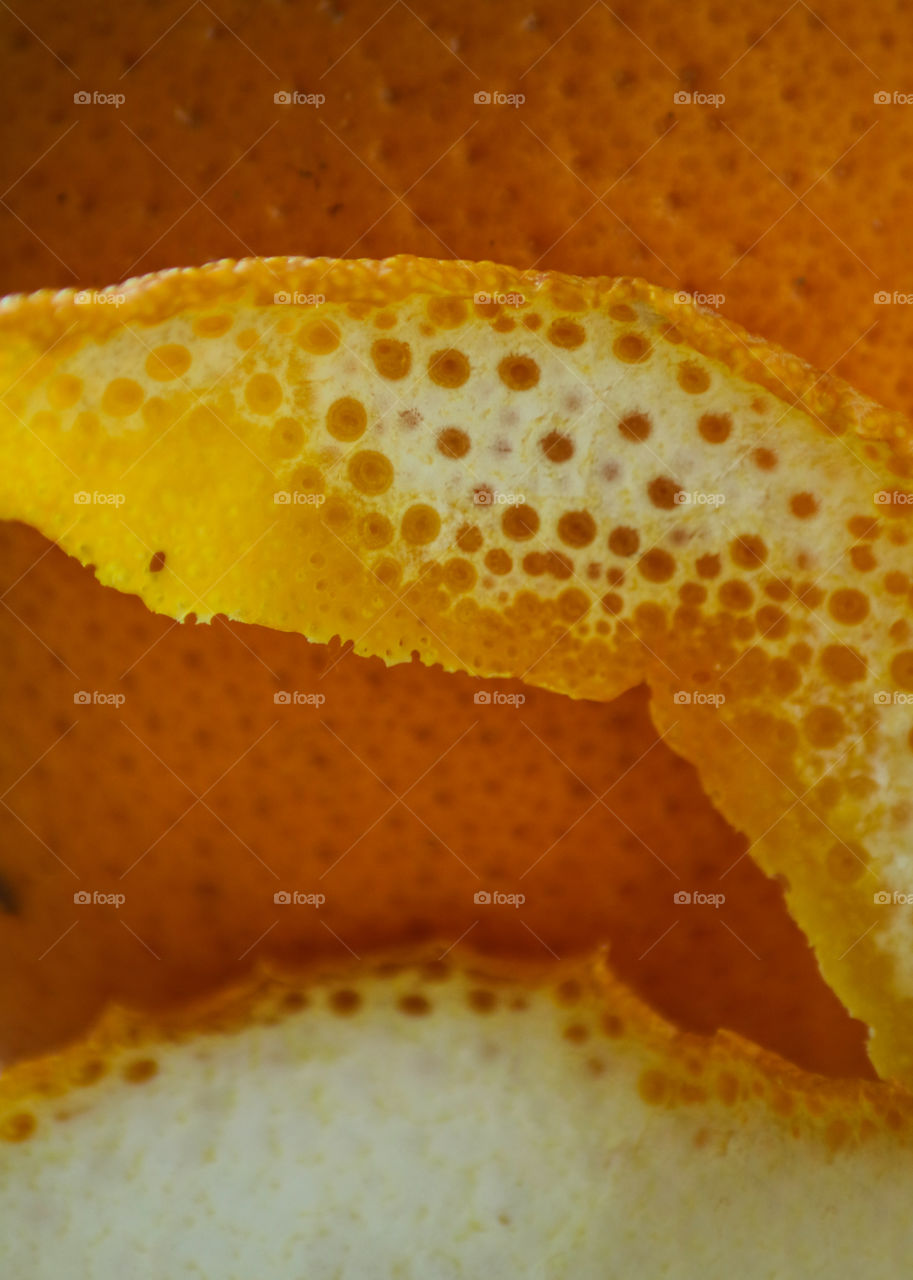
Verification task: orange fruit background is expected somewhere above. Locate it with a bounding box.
[4,0,911,1077]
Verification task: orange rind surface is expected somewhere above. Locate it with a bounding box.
[5,0,913,417]
[6,2,913,1272]
[2,255,912,1085]
[0,514,870,1077]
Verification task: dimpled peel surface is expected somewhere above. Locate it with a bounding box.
[3,256,913,1083]
[0,511,871,1077]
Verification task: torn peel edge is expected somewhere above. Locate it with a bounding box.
[0,945,909,1150]
[0,510,880,1082]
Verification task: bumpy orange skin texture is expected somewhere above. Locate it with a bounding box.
[0,520,868,1075]
[2,256,913,1081]
[3,0,913,416]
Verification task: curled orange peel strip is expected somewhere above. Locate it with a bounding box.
[2,948,913,1276]
[2,255,913,1084]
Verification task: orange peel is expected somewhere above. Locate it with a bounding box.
[0,516,868,1078]
[5,0,913,421]
[2,948,912,1277]
[2,253,913,1090]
